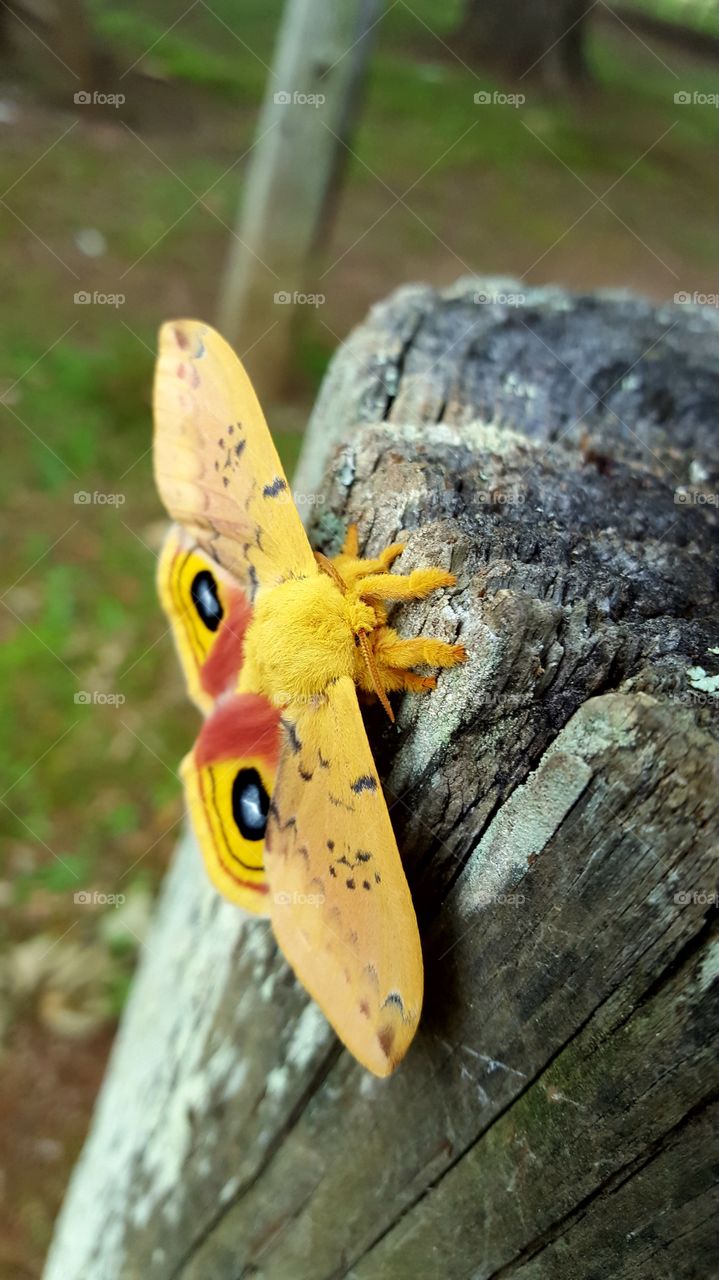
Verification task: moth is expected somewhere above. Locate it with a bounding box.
[153,320,466,1075]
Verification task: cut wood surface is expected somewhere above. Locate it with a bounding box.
[45,280,719,1280]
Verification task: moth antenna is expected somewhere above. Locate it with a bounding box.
[358,631,395,723]
[315,551,347,595]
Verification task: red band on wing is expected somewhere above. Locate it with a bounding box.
[200,588,253,700]
[195,693,282,768]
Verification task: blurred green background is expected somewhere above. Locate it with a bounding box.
[0,0,717,1273]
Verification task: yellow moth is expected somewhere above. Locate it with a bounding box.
[153,320,465,1076]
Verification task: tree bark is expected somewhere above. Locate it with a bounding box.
[45,279,719,1280]
[453,0,591,83]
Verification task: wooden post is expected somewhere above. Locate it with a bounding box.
[216,0,382,399]
[45,279,719,1279]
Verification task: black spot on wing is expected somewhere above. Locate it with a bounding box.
[329,794,355,812]
[299,765,313,781]
[263,477,287,498]
[351,775,377,794]
[383,991,405,1012]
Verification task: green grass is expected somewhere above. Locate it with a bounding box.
[620,0,719,36]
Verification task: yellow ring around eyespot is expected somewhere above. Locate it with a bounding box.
[181,750,272,914]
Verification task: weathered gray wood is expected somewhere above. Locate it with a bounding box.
[45,280,719,1280]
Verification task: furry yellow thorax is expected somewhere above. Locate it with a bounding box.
[239,528,466,716]
[241,571,376,703]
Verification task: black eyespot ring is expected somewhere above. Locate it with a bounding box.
[232,768,269,841]
[191,570,223,632]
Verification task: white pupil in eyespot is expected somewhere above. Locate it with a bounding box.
[242,786,263,827]
[191,570,223,631]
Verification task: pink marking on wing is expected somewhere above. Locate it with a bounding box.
[200,588,253,700]
[195,694,281,769]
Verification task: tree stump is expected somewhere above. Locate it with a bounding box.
[45,280,719,1280]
